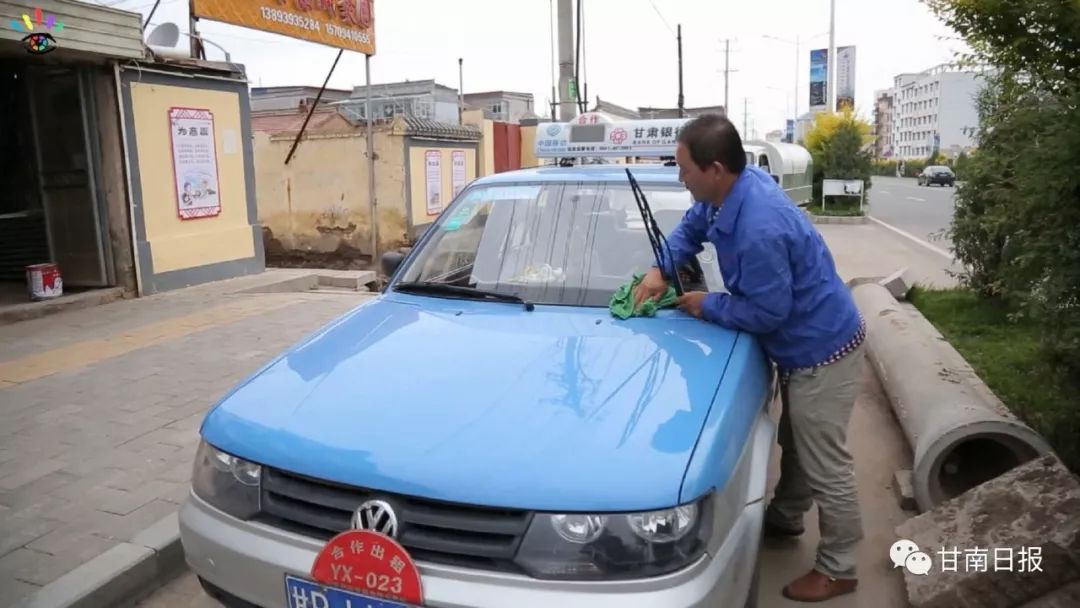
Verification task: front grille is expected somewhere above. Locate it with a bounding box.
[257,467,533,573]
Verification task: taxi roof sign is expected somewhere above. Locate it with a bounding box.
[534,118,691,159]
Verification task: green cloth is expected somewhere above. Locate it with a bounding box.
[609,273,679,320]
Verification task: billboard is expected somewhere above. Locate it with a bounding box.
[809,48,827,111]
[835,46,856,111]
[192,0,375,55]
[809,46,857,112]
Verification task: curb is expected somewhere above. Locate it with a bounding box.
[0,287,126,327]
[18,514,184,608]
[807,213,869,225]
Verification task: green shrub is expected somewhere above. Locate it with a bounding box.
[925,0,1080,387]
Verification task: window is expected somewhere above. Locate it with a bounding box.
[490,102,503,115]
[397,182,722,307]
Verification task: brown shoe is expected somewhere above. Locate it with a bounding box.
[781,569,858,602]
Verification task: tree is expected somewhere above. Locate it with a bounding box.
[804,107,874,206]
[922,0,1080,381]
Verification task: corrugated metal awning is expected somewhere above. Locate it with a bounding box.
[0,0,144,60]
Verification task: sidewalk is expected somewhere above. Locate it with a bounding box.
[0,222,955,606]
[0,270,375,606]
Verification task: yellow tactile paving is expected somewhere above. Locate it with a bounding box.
[0,298,297,387]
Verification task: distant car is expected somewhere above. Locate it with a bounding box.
[917,165,955,187]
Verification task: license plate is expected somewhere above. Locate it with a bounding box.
[286,575,420,608]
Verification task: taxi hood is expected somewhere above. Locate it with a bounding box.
[201,293,739,512]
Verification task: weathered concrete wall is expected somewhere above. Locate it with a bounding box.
[93,67,136,294]
[253,129,409,263]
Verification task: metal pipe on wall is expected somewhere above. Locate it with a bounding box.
[366,54,377,264]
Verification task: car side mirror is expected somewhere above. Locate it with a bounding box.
[381,250,407,278]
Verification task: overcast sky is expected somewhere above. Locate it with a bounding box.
[118,0,967,138]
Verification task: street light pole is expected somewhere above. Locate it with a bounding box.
[828,0,836,112]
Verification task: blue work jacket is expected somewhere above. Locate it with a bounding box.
[657,165,863,371]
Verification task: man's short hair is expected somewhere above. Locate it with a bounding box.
[676,113,748,173]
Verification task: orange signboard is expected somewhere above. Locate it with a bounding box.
[192,0,375,55]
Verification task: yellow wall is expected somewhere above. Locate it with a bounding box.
[253,130,408,254]
[407,146,478,229]
[462,110,495,176]
[129,82,254,273]
[520,125,538,168]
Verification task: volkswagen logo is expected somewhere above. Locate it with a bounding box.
[352,499,399,538]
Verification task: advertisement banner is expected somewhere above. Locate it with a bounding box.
[451,150,467,197]
[785,119,795,143]
[425,150,442,216]
[809,48,828,110]
[192,0,376,55]
[835,46,856,111]
[169,107,221,220]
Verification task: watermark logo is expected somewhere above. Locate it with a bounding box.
[892,539,1044,575]
[9,7,64,55]
[891,539,932,575]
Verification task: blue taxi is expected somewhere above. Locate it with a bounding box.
[179,117,776,608]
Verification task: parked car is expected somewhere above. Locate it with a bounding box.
[917,165,955,187]
[179,119,776,608]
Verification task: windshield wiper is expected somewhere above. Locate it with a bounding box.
[393,281,535,311]
[625,168,684,295]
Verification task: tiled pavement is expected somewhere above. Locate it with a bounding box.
[0,222,960,606]
[0,270,375,606]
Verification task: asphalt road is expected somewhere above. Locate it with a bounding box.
[867,176,957,253]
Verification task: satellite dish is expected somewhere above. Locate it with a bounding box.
[146,22,180,47]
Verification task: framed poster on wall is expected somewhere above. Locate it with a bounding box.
[452,150,467,197]
[425,150,442,216]
[168,107,222,220]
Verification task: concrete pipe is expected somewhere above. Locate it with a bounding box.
[851,283,1054,512]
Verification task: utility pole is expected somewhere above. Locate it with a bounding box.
[828,0,836,112]
[677,24,685,117]
[458,58,464,123]
[743,98,748,137]
[557,0,577,122]
[724,39,731,114]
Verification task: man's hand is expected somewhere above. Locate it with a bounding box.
[677,291,709,319]
[633,267,670,309]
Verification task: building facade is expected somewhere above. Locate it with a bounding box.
[463,90,535,124]
[0,0,264,305]
[334,79,461,124]
[890,64,983,160]
[250,86,352,113]
[873,89,896,158]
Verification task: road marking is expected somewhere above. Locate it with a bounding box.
[906,196,926,202]
[868,216,955,260]
[0,298,297,387]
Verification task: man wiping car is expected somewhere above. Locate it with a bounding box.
[632,113,868,603]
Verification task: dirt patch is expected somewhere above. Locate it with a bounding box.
[263,226,373,271]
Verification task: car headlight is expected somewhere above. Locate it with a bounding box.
[191,439,261,520]
[515,494,713,580]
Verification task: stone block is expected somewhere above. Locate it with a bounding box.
[1019,581,1080,607]
[893,469,917,511]
[880,266,913,300]
[895,456,1080,608]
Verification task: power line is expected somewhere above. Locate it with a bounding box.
[646,0,675,36]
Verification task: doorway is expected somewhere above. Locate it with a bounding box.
[0,60,113,302]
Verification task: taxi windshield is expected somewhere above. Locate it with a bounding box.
[396,181,723,307]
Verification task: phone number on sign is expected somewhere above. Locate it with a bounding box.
[259,6,321,32]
